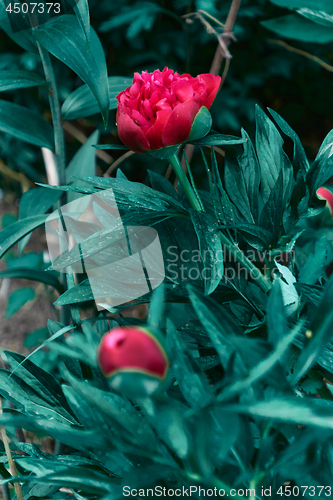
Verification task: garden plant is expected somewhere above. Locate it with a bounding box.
[1,0,333,499]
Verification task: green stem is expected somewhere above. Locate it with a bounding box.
[36,42,66,185]
[36,41,69,324]
[169,153,272,294]
[169,153,203,212]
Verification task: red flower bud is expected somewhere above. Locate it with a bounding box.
[98,326,168,381]
[116,67,221,153]
[317,187,333,216]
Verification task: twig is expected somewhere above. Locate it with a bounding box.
[183,10,233,60]
[172,0,242,184]
[63,122,114,164]
[0,400,23,500]
[268,38,333,73]
[220,58,231,87]
[210,0,242,75]
[0,159,33,193]
[104,150,135,177]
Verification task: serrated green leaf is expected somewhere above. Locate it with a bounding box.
[188,286,246,375]
[255,106,292,206]
[167,319,214,409]
[4,351,76,422]
[259,170,285,245]
[35,16,109,126]
[190,210,223,295]
[267,280,288,347]
[0,100,54,150]
[268,108,309,175]
[299,236,328,285]
[240,129,261,222]
[292,278,333,384]
[224,146,254,224]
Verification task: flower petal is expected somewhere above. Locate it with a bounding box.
[117,109,150,153]
[145,109,171,150]
[198,74,221,109]
[161,100,200,147]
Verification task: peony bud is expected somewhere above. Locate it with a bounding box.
[98,326,169,395]
[116,67,221,153]
[317,186,333,216]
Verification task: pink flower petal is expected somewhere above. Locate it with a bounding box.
[171,79,194,103]
[161,100,200,147]
[117,109,150,153]
[198,74,221,109]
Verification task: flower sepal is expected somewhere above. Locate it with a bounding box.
[107,369,170,397]
[185,106,212,144]
[147,144,181,160]
[146,107,213,160]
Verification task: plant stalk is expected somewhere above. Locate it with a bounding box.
[36,42,66,185]
[36,41,70,325]
[169,154,203,212]
[169,153,271,294]
[210,0,242,75]
[0,401,23,500]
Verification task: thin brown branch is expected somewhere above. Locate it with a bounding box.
[63,122,114,164]
[0,159,33,193]
[210,0,242,75]
[268,39,333,73]
[183,10,232,59]
[104,150,135,177]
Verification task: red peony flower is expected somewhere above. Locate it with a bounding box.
[116,67,221,153]
[98,326,168,380]
[317,186,333,216]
